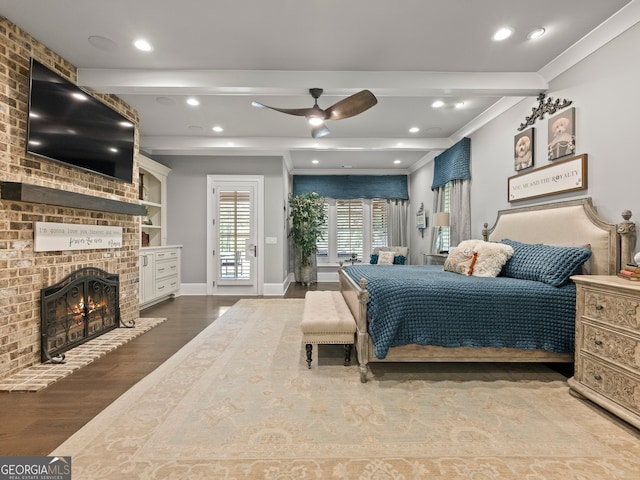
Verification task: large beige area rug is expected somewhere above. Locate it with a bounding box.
[52,299,640,479]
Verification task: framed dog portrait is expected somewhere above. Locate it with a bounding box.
[548,107,575,161]
[514,128,534,171]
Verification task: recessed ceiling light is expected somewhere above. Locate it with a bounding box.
[186,98,200,106]
[311,159,319,164]
[431,100,444,108]
[133,38,153,52]
[455,101,465,109]
[409,127,420,133]
[492,27,513,41]
[527,28,546,40]
[212,126,224,133]
[393,159,401,164]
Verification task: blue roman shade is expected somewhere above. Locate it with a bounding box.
[431,137,471,190]
[293,175,408,200]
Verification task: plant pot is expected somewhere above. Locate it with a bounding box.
[300,265,313,286]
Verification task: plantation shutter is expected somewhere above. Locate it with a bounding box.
[218,190,251,280]
[336,200,363,259]
[371,199,388,249]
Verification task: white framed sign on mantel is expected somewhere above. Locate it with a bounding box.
[34,222,123,252]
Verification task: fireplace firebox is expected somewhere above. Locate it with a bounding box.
[40,267,134,363]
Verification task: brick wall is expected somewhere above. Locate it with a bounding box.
[0,17,142,379]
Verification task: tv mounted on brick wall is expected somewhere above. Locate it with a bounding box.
[26,58,135,183]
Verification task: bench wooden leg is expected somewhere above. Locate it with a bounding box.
[344,344,353,366]
[305,343,313,368]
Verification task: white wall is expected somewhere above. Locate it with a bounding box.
[411,21,640,253]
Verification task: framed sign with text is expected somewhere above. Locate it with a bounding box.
[507,154,587,202]
[34,222,123,252]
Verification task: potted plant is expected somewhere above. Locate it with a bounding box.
[288,192,327,284]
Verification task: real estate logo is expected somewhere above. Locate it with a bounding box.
[0,457,71,480]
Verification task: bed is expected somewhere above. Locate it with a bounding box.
[339,198,636,383]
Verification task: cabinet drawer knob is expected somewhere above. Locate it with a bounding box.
[593,374,602,381]
[594,339,603,346]
[595,304,604,311]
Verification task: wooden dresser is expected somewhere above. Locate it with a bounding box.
[568,275,640,429]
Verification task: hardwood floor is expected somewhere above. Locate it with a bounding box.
[0,282,338,456]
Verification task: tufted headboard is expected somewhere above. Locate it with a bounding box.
[482,198,634,275]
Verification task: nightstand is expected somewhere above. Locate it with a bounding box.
[422,253,448,266]
[568,275,640,429]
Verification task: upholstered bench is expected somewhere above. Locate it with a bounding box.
[301,291,356,368]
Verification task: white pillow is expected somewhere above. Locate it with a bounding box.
[378,251,396,265]
[454,239,514,277]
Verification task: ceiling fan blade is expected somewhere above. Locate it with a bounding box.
[251,102,316,117]
[311,123,331,138]
[251,101,317,117]
[323,90,377,121]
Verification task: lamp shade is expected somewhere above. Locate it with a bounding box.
[434,212,450,227]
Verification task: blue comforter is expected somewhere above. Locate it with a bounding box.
[343,265,576,359]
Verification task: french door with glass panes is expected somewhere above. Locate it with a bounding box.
[207,176,263,295]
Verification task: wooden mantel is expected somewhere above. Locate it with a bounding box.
[0,182,146,216]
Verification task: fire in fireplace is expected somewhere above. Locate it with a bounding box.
[40,267,134,363]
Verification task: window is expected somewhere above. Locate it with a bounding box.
[316,199,388,263]
[218,190,251,279]
[336,200,364,258]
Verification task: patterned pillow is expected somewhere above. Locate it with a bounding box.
[501,239,592,286]
[443,246,477,275]
[370,254,379,264]
[378,251,396,265]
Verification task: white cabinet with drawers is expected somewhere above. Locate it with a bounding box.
[139,245,182,308]
[568,275,640,429]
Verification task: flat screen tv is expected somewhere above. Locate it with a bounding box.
[26,58,135,183]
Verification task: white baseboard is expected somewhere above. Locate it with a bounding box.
[180,280,291,296]
[180,283,207,295]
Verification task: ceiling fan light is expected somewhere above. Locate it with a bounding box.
[308,116,324,126]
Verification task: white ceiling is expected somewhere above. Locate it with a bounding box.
[1,0,638,172]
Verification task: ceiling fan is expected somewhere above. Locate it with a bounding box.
[251,88,377,138]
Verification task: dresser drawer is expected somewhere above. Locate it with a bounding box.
[577,354,640,416]
[155,275,179,296]
[155,249,179,262]
[154,257,178,280]
[583,289,640,330]
[581,322,640,370]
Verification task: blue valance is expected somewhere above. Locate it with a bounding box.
[293,175,408,200]
[431,137,471,190]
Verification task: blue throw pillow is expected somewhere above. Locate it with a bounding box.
[370,254,379,264]
[393,255,406,265]
[501,239,592,287]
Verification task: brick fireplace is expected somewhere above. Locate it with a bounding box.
[0,18,143,380]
